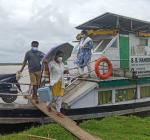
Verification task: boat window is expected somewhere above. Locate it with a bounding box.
[93,39,103,50]
[98,90,112,104]
[131,38,149,56]
[94,39,111,52]
[115,88,136,102]
[132,45,147,56]
[139,38,148,46]
[140,86,150,98]
[111,40,117,48]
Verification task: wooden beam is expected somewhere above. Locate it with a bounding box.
[25,96,102,140]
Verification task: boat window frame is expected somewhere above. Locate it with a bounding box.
[93,34,119,54]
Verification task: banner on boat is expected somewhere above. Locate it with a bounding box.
[130,56,150,76]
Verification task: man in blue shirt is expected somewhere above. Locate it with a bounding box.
[20,41,44,101]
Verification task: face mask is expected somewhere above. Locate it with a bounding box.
[57,57,63,62]
[32,47,38,51]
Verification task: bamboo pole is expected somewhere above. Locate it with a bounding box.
[20,134,56,140]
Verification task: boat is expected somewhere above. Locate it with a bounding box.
[0,12,150,124]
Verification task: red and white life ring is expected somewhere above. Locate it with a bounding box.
[95,57,113,80]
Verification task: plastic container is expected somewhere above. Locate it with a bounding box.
[37,87,52,102]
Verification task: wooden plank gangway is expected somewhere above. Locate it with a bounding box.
[25,96,102,140]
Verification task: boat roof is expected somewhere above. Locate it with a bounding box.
[76,12,150,33]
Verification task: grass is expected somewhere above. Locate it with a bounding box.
[0,116,150,140]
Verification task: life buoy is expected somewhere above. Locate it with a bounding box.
[95,57,113,80]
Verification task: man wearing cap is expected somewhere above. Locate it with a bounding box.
[76,30,93,77]
[20,41,45,101]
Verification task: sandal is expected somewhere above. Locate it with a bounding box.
[56,112,64,118]
[32,94,39,104]
[47,106,52,112]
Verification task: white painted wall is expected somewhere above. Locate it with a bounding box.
[104,48,120,68]
[104,35,120,68]
[129,34,139,47]
[71,89,98,109]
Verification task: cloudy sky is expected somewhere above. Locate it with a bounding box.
[0,0,150,63]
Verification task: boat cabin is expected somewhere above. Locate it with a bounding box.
[63,12,150,114]
[73,12,150,75]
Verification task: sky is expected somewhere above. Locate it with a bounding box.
[0,0,150,63]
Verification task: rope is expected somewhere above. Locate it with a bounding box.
[0,81,30,85]
[67,58,130,72]
[0,93,29,96]
[67,59,97,71]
